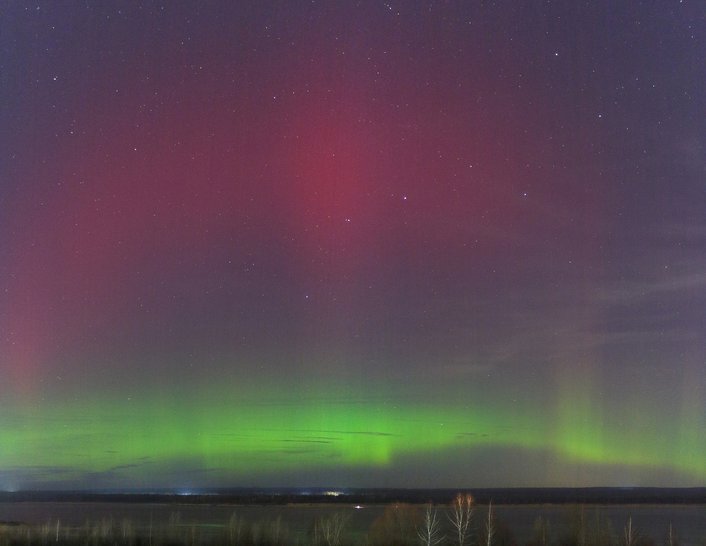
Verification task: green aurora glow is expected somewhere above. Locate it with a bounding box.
[2,2,704,490]
[3,372,705,488]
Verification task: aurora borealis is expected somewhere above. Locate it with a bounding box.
[1,2,705,490]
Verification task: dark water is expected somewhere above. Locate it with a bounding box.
[1,502,706,545]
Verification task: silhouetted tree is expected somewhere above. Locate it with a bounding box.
[448,493,474,546]
[417,504,444,546]
[368,503,420,546]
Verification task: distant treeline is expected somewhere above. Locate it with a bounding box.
[2,487,706,505]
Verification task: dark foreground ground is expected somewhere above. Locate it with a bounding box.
[2,489,706,546]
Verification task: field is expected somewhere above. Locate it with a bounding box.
[2,502,706,546]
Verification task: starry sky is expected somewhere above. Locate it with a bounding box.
[1,1,705,491]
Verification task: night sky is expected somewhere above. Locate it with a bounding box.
[1,1,705,491]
